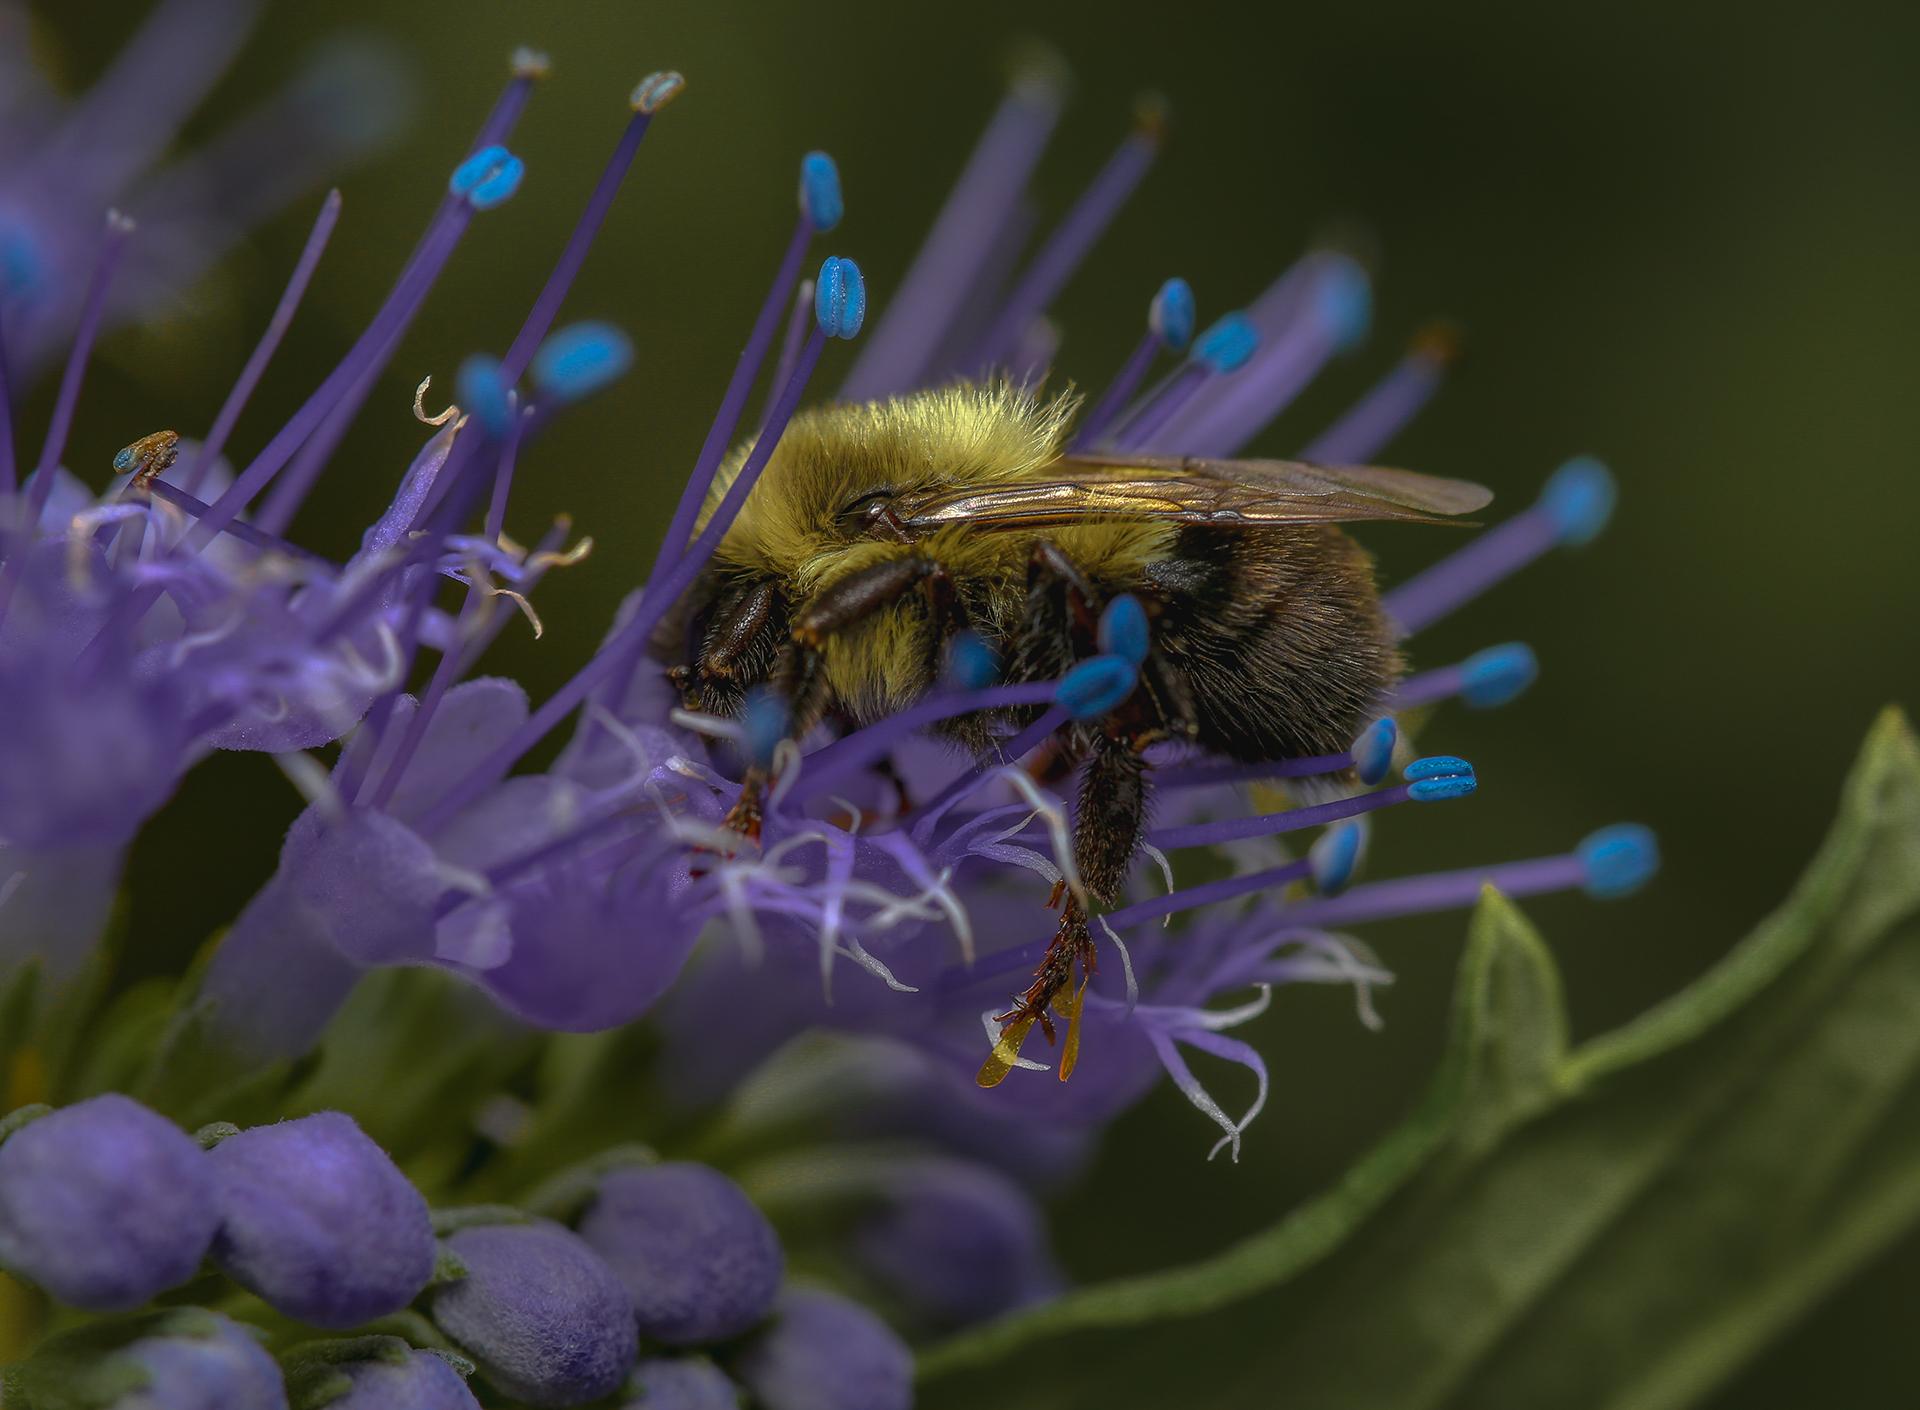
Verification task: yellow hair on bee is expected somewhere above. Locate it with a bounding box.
[698,382,1173,723]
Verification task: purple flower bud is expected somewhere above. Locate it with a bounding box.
[575,1163,783,1346]
[433,1221,637,1407]
[733,1288,912,1410]
[0,1094,217,1311]
[120,1311,288,1410]
[208,1112,434,1329]
[622,1356,742,1410]
[311,1346,481,1410]
[850,1158,1061,1328]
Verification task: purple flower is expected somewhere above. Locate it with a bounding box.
[622,1357,743,1410]
[432,1220,638,1407]
[576,1163,785,1346]
[118,1311,288,1410]
[0,0,404,376]
[0,1094,217,1311]
[207,1112,434,1328]
[285,1339,480,1410]
[732,1288,912,1410]
[849,1156,1060,1329]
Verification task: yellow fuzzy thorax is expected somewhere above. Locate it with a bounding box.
[698,382,1174,721]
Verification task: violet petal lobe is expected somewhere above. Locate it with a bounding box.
[120,1310,290,1410]
[322,1347,482,1410]
[732,1287,912,1410]
[621,1356,742,1410]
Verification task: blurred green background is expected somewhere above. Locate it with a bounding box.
[22,0,1920,1403]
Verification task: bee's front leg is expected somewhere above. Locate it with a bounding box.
[720,556,949,842]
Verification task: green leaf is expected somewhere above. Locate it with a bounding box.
[919,706,1920,1410]
[919,878,1571,1379]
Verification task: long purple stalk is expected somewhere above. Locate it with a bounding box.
[1149,784,1413,850]
[0,213,132,625]
[967,113,1162,373]
[652,217,812,572]
[839,72,1064,401]
[1069,330,1158,451]
[0,296,16,494]
[180,190,341,496]
[1300,333,1452,465]
[1381,506,1557,636]
[791,682,1058,802]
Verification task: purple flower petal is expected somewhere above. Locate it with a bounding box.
[120,1310,288,1410]
[621,1356,742,1410]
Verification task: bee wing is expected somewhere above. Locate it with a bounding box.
[893,454,1492,531]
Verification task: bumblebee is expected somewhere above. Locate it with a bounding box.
[656,382,1488,1084]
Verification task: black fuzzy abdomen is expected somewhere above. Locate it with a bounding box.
[1142,525,1401,763]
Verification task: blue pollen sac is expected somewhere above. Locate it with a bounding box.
[1316,254,1374,351]
[1096,594,1151,666]
[532,322,636,403]
[631,70,687,114]
[1193,311,1259,373]
[815,256,867,339]
[1404,755,1477,801]
[1352,717,1399,786]
[1150,276,1197,352]
[457,355,515,437]
[1461,642,1539,708]
[1309,820,1368,895]
[1579,823,1661,898]
[799,151,844,232]
[1057,654,1138,719]
[945,630,1003,690]
[741,688,789,770]
[1540,455,1617,546]
[450,144,524,206]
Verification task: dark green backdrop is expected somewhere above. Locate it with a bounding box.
[23,0,1920,1403]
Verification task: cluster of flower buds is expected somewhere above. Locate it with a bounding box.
[0,1096,910,1409]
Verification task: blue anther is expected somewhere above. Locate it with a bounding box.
[1316,255,1372,351]
[1460,643,1538,708]
[1352,717,1398,786]
[111,445,138,473]
[815,256,867,339]
[1539,455,1616,546]
[1097,594,1150,666]
[531,322,634,403]
[945,631,1002,691]
[799,151,843,233]
[468,152,526,210]
[449,145,509,197]
[1310,819,1368,896]
[456,355,514,437]
[1404,755,1476,801]
[630,71,686,115]
[0,221,45,302]
[1150,277,1196,353]
[1056,655,1137,720]
[1192,311,1258,374]
[1578,824,1659,899]
[741,688,788,771]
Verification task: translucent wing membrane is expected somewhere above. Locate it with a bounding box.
[892,454,1492,532]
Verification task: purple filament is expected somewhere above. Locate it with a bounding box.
[1381,504,1558,637]
[966,118,1161,374]
[760,278,814,433]
[1069,329,1159,451]
[1159,316,1334,458]
[0,297,15,494]
[790,682,1058,803]
[839,74,1064,401]
[1109,362,1207,450]
[179,190,341,497]
[0,214,131,625]
[652,217,813,572]
[1148,784,1413,850]
[1300,337,1450,465]
[909,704,1070,829]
